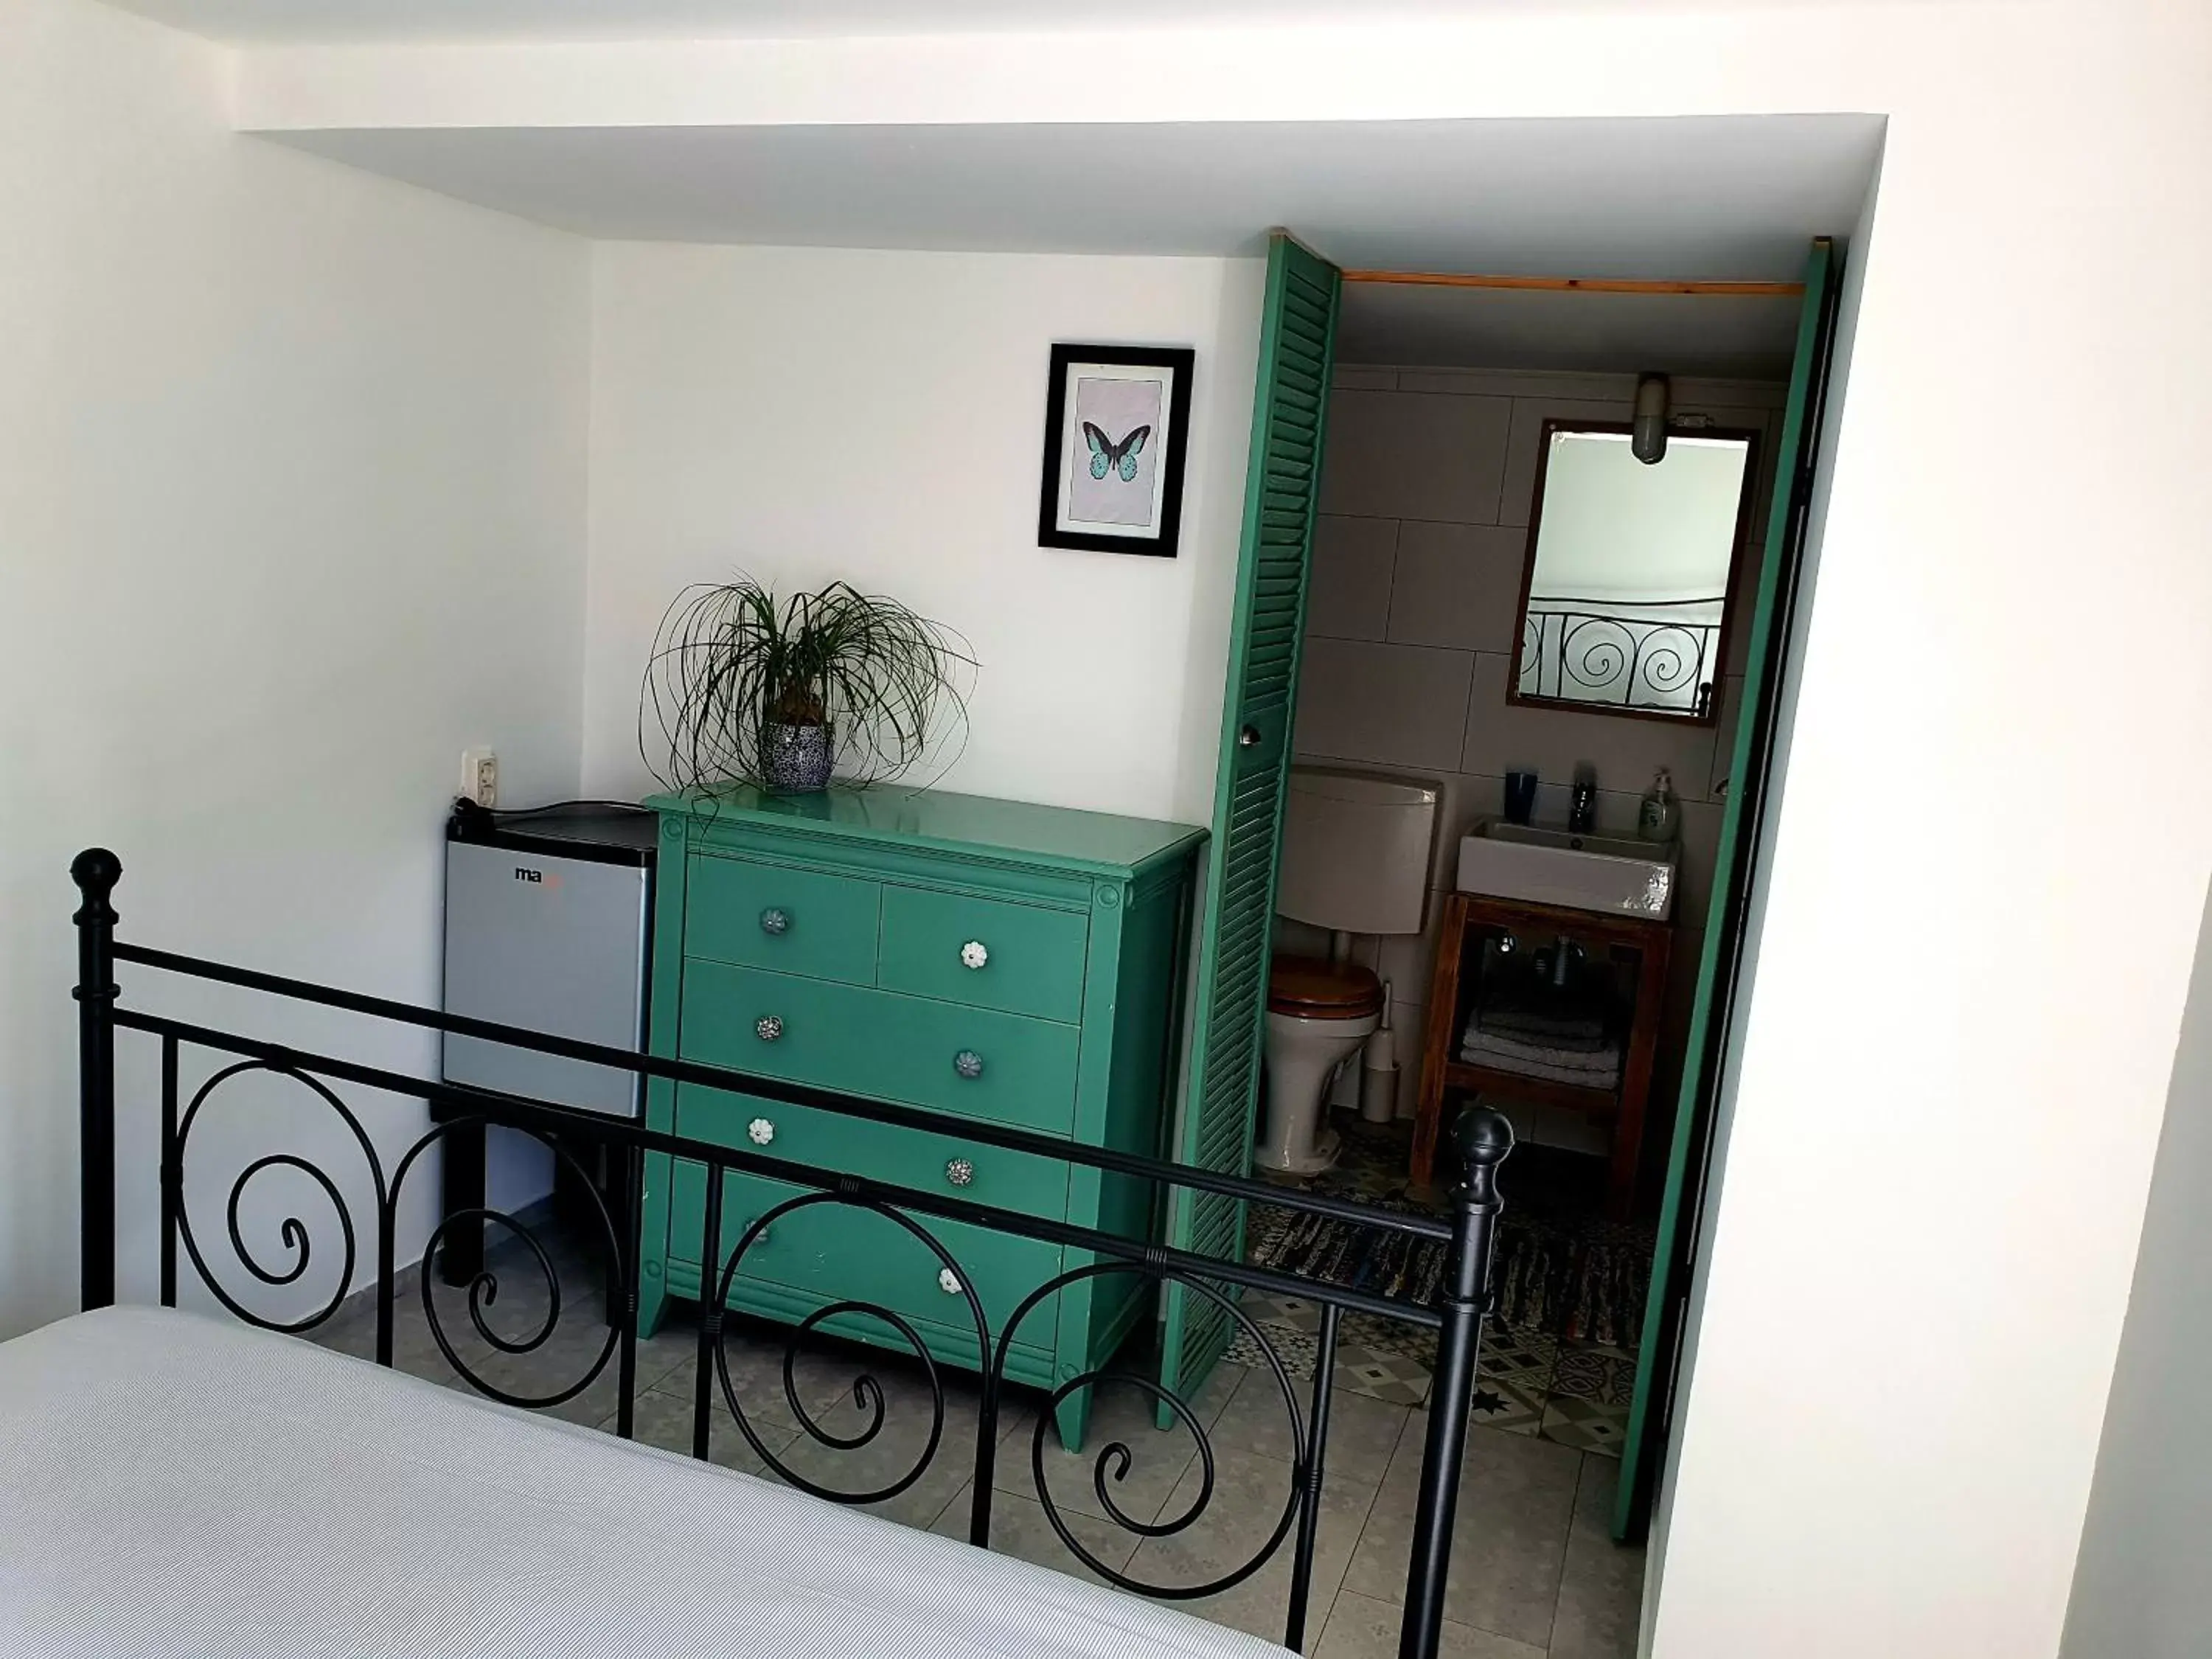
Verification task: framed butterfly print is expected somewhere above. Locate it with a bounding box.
[1037,344,1195,557]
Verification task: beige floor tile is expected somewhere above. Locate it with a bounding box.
[1318,1590,1548,1658]
[598,1385,801,1481]
[928,1481,1146,1581]
[1208,1361,1411,1475]
[1000,1362,1244,1528]
[1548,1458,1645,1659]
[1124,1444,1379,1645]
[1340,1414,1581,1649]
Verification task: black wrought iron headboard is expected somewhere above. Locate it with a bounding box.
[69,847,1510,1659]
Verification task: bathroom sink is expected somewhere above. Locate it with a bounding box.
[1455,821,1678,921]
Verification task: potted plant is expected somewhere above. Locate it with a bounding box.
[641,579,973,795]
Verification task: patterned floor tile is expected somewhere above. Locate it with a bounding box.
[1224,1326,1435,1409]
[1540,1397,1629,1458]
[1332,1345,1432,1408]
[1549,1344,1636,1408]
[1480,1325,1559,1390]
[1466,1369,1545,1437]
[1242,1291,1326,1335]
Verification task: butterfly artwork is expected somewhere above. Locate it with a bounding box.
[1083,421,1152,483]
[1041,344,1194,557]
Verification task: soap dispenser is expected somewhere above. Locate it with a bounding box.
[1638,768,1679,841]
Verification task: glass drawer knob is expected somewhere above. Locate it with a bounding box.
[960,939,989,970]
[759,908,790,936]
[938,1268,962,1296]
[954,1050,984,1080]
[755,1015,784,1043]
[747,1117,775,1145]
[945,1158,975,1188]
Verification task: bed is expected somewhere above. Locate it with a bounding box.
[21,847,1514,1658]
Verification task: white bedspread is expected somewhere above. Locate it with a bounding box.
[0,1307,1280,1658]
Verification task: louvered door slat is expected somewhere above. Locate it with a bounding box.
[1157,232,1340,1424]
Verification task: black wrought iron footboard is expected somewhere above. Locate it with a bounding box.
[69,848,1511,1659]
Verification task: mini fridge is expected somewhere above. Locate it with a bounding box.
[439,803,658,1289]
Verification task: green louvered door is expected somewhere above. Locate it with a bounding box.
[1614,239,1841,1539]
[1157,233,1340,1422]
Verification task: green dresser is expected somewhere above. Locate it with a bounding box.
[636,784,1206,1451]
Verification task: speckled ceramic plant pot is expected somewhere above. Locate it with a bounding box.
[761,722,833,793]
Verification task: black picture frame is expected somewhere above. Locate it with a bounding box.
[1037,343,1196,558]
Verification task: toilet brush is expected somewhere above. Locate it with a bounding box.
[1360,984,1400,1124]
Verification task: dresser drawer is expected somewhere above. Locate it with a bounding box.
[679,959,1079,1133]
[667,1160,1067,1349]
[672,1085,1072,1223]
[685,853,879,986]
[877,886,1089,1024]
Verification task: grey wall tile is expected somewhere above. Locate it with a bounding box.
[1460,653,1718,811]
[1333,365,1399,392]
[1320,389,1512,524]
[1386,523,1529,653]
[1308,515,1399,642]
[1375,893,1447,1012]
[1706,675,1746,801]
[1672,798,1724,925]
[1295,639,1475,773]
[1398,368,1638,403]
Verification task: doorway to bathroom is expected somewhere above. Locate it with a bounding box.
[1159,234,1843,1568]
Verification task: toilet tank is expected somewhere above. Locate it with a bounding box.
[1277,767,1439,936]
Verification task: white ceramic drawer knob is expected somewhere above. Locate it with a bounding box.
[944,1158,975,1188]
[938,1268,962,1296]
[960,939,989,970]
[747,1117,775,1146]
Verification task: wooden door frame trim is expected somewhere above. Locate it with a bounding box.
[1340,271,1804,296]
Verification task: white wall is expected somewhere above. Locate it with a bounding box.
[580,241,1262,825]
[473,10,2212,1656]
[0,0,590,1335]
[2059,881,2212,1657]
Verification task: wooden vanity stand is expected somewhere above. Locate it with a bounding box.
[1411,891,1672,1219]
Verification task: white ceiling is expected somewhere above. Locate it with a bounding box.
[271,115,1881,272]
[107,0,1878,45]
[1338,284,1804,378]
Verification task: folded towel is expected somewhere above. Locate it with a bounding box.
[1459,1041,1623,1092]
[1461,1020,1621,1068]
[1464,1032,1621,1075]
[1472,1012,1614,1054]
[1471,996,1609,1046]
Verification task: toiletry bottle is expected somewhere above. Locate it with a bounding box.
[1638,768,1678,841]
[1568,765,1598,834]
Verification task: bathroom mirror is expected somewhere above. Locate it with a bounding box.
[1510,420,1760,723]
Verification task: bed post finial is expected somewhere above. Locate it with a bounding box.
[1397,1103,1514,1659]
[73,849,122,1312]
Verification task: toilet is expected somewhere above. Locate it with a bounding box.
[1258,768,1439,1175]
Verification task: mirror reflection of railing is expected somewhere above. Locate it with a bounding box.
[1517,601,1718,716]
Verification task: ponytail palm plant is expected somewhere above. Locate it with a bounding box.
[641,579,973,795]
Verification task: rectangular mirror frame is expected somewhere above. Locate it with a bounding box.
[1506,418,1764,728]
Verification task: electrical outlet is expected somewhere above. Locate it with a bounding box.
[462,748,498,809]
